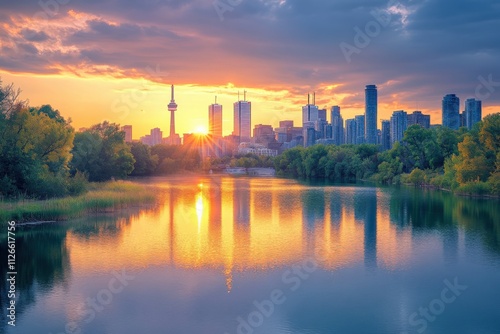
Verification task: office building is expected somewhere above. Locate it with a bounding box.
[464,98,482,130]
[303,121,316,147]
[331,106,344,145]
[234,91,252,142]
[209,99,223,137]
[390,110,407,147]
[442,94,460,130]
[381,120,391,151]
[345,119,357,145]
[121,125,132,143]
[253,124,275,145]
[355,115,365,144]
[407,111,431,129]
[365,85,378,144]
[302,93,319,124]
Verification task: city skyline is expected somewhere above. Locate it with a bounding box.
[0,1,498,138]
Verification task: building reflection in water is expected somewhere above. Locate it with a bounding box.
[64,177,429,291]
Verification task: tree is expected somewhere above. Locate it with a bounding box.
[71,122,135,181]
[0,105,75,198]
[129,142,158,176]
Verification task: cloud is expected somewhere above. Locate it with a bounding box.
[0,0,499,117]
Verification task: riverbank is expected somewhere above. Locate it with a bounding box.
[0,181,157,224]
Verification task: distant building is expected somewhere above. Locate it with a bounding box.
[325,124,333,139]
[275,120,294,143]
[238,143,278,157]
[390,110,407,147]
[460,112,466,128]
[209,101,223,138]
[355,115,365,144]
[233,92,251,142]
[331,106,344,145]
[318,108,327,121]
[280,120,294,128]
[407,111,431,129]
[302,93,319,124]
[464,98,482,130]
[442,94,460,130]
[253,124,275,145]
[121,125,132,143]
[365,85,378,144]
[303,121,316,147]
[140,127,163,146]
[315,119,328,139]
[381,120,391,151]
[345,119,357,145]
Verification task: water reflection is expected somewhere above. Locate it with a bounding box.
[2,176,500,334]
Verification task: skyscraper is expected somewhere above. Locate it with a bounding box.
[442,94,460,130]
[303,121,316,147]
[331,106,344,146]
[464,98,482,130]
[302,93,319,145]
[345,119,357,145]
[121,125,132,143]
[381,120,391,151]
[407,111,431,128]
[365,85,378,144]
[355,115,365,144]
[209,98,223,137]
[233,91,251,142]
[302,93,319,124]
[390,110,407,147]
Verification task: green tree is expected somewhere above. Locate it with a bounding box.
[0,103,75,197]
[71,122,134,181]
[129,142,158,176]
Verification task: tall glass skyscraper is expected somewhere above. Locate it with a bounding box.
[345,119,356,145]
[442,94,460,130]
[381,120,391,151]
[464,98,482,130]
[331,106,344,145]
[209,102,223,137]
[390,110,407,147]
[365,85,378,144]
[355,115,365,144]
[234,95,251,142]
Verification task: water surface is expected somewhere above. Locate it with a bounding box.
[1,176,500,334]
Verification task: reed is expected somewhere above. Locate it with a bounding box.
[0,181,157,224]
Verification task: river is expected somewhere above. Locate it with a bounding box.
[1,175,499,334]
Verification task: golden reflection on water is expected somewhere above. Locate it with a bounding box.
[66,176,415,287]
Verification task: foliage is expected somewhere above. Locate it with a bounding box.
[129,142,159,176]
[0,83,76,198]
[0,181,156,223]
[275,144,379,181]
[275,114,500,197]
[150,144,201,174]
[71,121,135,181]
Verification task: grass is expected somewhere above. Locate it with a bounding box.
[0,181,157,224]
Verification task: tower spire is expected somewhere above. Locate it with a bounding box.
[168,84,178,143]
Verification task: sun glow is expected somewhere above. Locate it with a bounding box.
[193,125,208,135]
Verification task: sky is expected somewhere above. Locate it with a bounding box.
[0,0,499,138]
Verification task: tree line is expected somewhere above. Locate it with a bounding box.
[274,113,500,196]
[0,80,200,199]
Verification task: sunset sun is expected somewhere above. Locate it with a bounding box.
[193,125,208,135]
